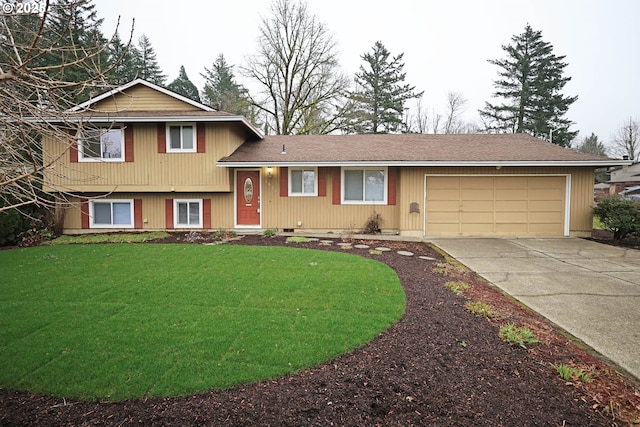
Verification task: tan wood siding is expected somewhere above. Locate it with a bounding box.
[261,167,400,232]
[43,123,243,193]
[90,85,202,112]
[62,193,235,232]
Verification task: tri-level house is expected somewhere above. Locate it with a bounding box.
[43,79,628,238]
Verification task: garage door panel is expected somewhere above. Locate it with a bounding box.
[462,200,493,211]
[495,189,527,200]
[426,175,566,237]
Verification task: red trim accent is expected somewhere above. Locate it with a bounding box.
[318,167,327,197]
[124,125,134,162]
[387,167,397,206]
[69,129,78,163]
[280,167,288,197]
[165,199,173,229]
[196,123,206,153]
[80,199,89,229]
[157,123,166,153]
[332,167,341,205]
[134,199,143,229]
[203,199,211,228]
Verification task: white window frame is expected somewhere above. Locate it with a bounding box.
[289,167,318,196]
[341,167,388,205]
[166,123,196,153]
[89,199,134,228]
[78,126,124,162]
[174,199,203,228]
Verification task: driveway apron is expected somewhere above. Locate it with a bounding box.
[429,237,640,380]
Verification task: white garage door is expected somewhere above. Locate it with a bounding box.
[425,175,567,237]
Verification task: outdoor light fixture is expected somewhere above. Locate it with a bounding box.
[267,166,273,178]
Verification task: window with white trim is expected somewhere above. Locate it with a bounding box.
[166,123,195,152]
[90,199,133,228]
[289,168,317,196]
[342,167,387,204]
[174,199,202,228]
[79,126,124,161]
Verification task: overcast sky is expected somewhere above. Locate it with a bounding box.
[94,0,639,149]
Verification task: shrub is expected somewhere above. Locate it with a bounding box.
[551,363,592,383]
[362,211,383,234]
[263,229,277,238]
[593,196,640,240]
[0,208,28,246]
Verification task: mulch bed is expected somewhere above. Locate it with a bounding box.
[1,233,639,426]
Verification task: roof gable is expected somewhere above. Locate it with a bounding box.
[69,79,214,113]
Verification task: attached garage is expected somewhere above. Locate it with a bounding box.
[425,175,568,237]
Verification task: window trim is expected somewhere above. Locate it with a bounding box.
[78,126,125,162]
[174,198,203,228]
[166,122,196,153]
[288,167,318,196]
[89,199,134,228]
[341,167,388,205]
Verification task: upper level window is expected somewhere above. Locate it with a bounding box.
[343,167,387,204]
[167,123,195,152]
[90,199,133,228]
[289,168,317,196]
[79,127,123,161]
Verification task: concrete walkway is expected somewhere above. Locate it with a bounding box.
[429,237,640,380]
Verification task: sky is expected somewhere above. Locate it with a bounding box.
[93,0,640,149]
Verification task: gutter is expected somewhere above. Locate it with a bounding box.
[217,160,632,168]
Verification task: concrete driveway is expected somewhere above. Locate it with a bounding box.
[429,237,640,380]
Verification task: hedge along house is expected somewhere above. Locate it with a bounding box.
[43,79,628,237]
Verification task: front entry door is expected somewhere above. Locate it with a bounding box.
[236,170,261,226]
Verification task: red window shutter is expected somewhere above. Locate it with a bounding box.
[157,123,166,153]
[196,123,206,153]
[134,199,143,229]
[318,167,327,197]
[80,199,89,229]
[279,167,288,197]
[165,199,174,229]
[332,167,341,205]
[203,199,211,229]
[124,125,134,162]
[387,167,397,206]
[69,129,78,163]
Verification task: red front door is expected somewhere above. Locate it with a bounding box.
[236,170,261,226]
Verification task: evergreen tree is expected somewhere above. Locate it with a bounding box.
[479,25,577,147]
[106,33,140,85]
[348,41,422,134]
[136,34,166,86]
[167,66,200,102]
[43,0,109,104]
[201,54,250,114]
[575,133,607,157]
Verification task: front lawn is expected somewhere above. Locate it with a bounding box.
[0,244,404,401]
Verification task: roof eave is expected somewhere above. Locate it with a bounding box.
[217,160,631,168]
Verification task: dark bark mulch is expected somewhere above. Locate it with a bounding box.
[1,234,639,426]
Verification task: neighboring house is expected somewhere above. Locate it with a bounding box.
[42,79,628,238]
[608,163,640,196]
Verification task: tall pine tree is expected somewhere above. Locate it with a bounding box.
[167,66,200,102]
[348,41,422,134]
[106,33,139,85]
[479,25,577,147]
[201,54,250,114]
[136,34,166,86]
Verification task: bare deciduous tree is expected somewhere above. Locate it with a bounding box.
[0,1,129,217]
[242,0,350,135]
[443,91,467,134]
[611,117,639,162]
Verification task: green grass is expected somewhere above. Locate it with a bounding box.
[499,323,539,349]
[0,244,404,401]
[47,231,170,245]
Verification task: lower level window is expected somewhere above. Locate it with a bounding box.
[343,168,387,203]
[175,199,202,228]
[90,200,133,228]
